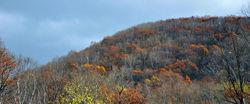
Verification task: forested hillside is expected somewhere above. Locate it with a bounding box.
[0,16,250,104]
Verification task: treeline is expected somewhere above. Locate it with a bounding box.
[0,16,250,104]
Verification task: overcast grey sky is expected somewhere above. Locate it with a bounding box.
[0,0,248,64]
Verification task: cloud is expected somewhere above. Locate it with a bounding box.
[0,11,27,38]
[40,19,80,30]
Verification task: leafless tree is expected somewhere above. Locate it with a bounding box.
[215,18,250,104]
[241,3,250,17]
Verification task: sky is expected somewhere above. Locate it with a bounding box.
[0,0,248,64]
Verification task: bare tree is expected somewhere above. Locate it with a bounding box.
[215,18,250,104]
[241,2,250,17]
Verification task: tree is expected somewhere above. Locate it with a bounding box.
[211,18,250,104]
[0,42,15,95]
[113,87,145,104]
[220,32,250,104]
[55,72,109,104]
[241,3,250,17]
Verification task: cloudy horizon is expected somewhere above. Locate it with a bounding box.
[0,0,248,64]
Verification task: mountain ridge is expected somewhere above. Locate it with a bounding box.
[6,16,248,104]
[60,16,248,78]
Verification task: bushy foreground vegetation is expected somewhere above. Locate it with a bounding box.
[0,16,250,104]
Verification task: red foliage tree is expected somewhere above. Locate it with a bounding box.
[184,75,192,83]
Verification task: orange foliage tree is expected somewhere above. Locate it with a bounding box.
[167,60,198,71]
[189,44,209,55]
[136,28,156,36]
[101,85,145,104]
[210,44,223,55]
[115,88,145,104]
[100,84,146,104]
[126,43,144,54]
[104,45,129,67]
[0,47,16,94]
[82,63,107,75]
[131,69,144,75]
[157,68,183,81]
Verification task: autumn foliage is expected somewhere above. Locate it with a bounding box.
[131,69,144,75]
[135,28,156,36]
[106,45,129,59]
[1,16,250,103]
[127,43,144,53]
[83,63,107,74]
[0,47,15,93]
[101,85,145,104]
[189,44,209,55]
[167,60,198,71]
[114,88,145,104]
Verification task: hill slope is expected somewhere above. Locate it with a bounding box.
[61,16,250,79]
[7,16,249,104]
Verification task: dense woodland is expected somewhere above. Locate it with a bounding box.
[0,16,250,104]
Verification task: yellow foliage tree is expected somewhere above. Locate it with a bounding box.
[223,81,250,101]
[55,74,109,104]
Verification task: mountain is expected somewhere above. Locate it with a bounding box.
[1,16,250,104]
[63,16,250,79]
